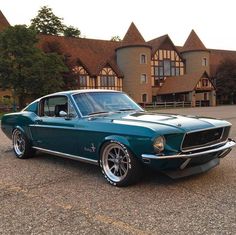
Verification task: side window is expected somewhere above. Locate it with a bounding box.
[68,101,78,118]
[40,96,68,117]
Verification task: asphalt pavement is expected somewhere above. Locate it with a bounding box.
[0,105,235,234]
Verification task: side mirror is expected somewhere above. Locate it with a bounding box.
[59,110,67,117]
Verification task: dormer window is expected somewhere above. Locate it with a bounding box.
[140,54,147,64]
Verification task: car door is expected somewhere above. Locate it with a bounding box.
[30,95,79,155]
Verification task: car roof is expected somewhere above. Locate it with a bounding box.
[42,89,122,98]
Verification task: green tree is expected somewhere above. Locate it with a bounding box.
[30,6,64,35]
[30,6,81,37]
[110,35,121,41]
[0,25,67,108]
[63,25,81,37]
[216,58,236,104]
[41,40,77,90]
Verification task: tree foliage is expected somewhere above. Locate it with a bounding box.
[30,6,81,37]
[110,35,121,41]
[41,40,77,90]
[215,58,236,104]
[0,25,67,108]
[30,6,64,35]
[63,25,81,37]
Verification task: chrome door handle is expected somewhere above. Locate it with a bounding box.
[35,119,43,124]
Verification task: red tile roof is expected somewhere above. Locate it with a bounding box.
[210,49,236,75]
[123,22,145,44]
[0,11,10,32]
[39,35,124,77]
[148,35,183,59]
[181,30,207,52]
[158,72,211,94]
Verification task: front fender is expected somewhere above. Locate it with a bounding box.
[102,135,153,161]
[104,135,130,147]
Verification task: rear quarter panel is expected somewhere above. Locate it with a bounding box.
[1,112,37,140]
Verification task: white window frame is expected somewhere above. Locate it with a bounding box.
[140,74,147,84]
[140,54,147,64]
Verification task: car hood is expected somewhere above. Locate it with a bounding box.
[108,112,230,133]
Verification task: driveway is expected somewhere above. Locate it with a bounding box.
[0,105,235,234]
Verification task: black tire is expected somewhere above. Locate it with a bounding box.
[12,129,35,159]
[99,140,142,187]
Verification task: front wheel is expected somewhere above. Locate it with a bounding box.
[100,141,142,186]
[12,129,34,159]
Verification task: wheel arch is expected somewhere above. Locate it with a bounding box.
[99,135,131,157]
[12,125,33,144]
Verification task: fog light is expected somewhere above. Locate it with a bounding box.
[153,136,165,153]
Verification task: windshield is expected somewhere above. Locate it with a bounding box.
[73,92,143,116]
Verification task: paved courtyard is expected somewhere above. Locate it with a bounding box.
[0,105,235,234]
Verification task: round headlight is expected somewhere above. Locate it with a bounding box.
[153,136,165,153]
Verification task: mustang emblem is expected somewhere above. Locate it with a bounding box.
[84,143,96,153]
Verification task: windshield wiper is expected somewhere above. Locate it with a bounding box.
[118,108,137,111]
[88,111,110,116]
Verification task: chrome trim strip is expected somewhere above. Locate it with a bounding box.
[29,124,76,130]
[32,147,98,165]
[181,140,228,153]
[180,125,231,152]
[142,140,236,160]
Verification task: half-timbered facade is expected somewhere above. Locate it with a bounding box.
[2,10,236,107]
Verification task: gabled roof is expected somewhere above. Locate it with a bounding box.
[123,22,145,44]
[0,10,10,32]
[181,30,207,52]
[148,35,183,59]
[39,35,124,77]
[158,71,212,94]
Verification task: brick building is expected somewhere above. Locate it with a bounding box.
[0,11,235,106]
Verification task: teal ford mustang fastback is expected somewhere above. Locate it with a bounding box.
[1,90,235,186]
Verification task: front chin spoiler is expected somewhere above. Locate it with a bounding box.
[161,158,220,179]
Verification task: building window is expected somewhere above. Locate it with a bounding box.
[202,79,209,87]
[140,54,147,64]
[79,75,87,87]
[99,67,122,90]
[202,58,208,66]
[140,74,147,84]
[164,60,171,76]
[152,49,185,87]
[142,94,147,103]
[101,76,115,87]
[72,65,92,89]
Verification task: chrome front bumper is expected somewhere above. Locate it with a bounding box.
[142,139,236,161]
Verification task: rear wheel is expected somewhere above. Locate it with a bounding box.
[12,129,34,159]
[100,141,142,186]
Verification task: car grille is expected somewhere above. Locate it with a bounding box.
[182,126,230,152]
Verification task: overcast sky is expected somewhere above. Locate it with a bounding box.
[1,0,236,50]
